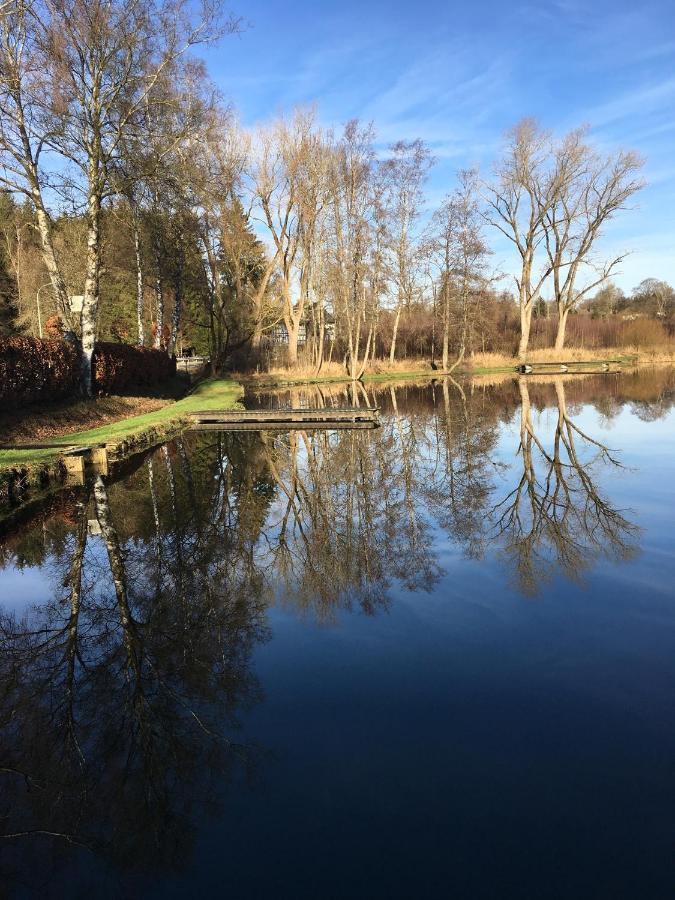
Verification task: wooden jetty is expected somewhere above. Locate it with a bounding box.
[188,407,380,430]
[516,359,624,375]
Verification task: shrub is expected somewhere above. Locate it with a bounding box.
[44,315,64,338]
[619,318,670,349]
[0,337,176,410]
[0,336,80,409]
[92,342,176,393]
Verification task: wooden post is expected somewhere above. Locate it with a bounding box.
[64,454,85,478]
[91,447,109,475]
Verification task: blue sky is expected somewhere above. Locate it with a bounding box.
[203,0,675,293]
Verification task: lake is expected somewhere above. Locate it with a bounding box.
[0,370,674,899]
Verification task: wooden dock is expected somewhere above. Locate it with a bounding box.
[516,359,624,375]
[188,407,380,430]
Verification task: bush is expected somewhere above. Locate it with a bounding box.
[0,337,176,410]
[0,336,80,409]
[92,342,176,393]
[619,318,670,349]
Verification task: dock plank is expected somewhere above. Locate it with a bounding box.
[187,406,380,428]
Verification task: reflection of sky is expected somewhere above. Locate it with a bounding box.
[0,565,53,617]
[1,384,675,896]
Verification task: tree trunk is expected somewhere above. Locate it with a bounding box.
[153,231,164,350]
[133,213,144,346]
[554,306,569,352]
[314,306,325,376]
[356,326,373,380]
[286,320,300,367]
[389,305,402,364]
[168,242,184,357]
[80,188,102,397]
[442,318,449,371]
[34,203,72,328]
[448,283,469,374]
[518,302,532,360]
[251,322,263,353]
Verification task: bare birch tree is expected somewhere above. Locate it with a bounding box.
[251,110,326,367]
[0,0,71,325]
[326,120,379,380]
[35,0,237,393]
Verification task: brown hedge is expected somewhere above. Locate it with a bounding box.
[0,337,175,409]
[0,337,80,408]
[92,342,176,393]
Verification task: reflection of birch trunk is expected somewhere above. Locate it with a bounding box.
[161,445,187,607]
[64,499,89,760]
[93,476,140,679]
[177,439,197,515]
[441,379,457,505]
[147,457,162,583]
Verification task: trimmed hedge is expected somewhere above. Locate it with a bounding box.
[0,337,80,408]
[0,337,176,409]
[93,342,176,393]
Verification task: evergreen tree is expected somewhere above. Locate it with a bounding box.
[0,192,20,334]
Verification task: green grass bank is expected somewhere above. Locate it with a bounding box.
[0,378,243,473]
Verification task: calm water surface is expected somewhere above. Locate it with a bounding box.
[0,371,674,899]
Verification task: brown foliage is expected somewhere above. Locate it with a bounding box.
[92,342,176,394]
[0,338,176,410]
[44,315,64,338]
[0,337,79,409]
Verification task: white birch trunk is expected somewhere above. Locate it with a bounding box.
[80,188,102,396]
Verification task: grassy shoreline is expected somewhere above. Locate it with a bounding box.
[0,378,242,475]
[241,351,645,390]
[0,349,669,477]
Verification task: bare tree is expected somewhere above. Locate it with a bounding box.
[0,0,71,325]
[251,110,327,368]
[381,139,432,363]
[428,170,490,371]
[632,277,673,319]
[485,120,564,360]
[33,0,237,393]
[543,131,644,350]
[326,120,380,380]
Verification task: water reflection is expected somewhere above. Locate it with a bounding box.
[0,368,673,891]
[0,459,270,886]
[493,378,639,595]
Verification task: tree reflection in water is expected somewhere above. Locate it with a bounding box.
[0,451,271,888]
[0,370,671,888]
[492,378,639,595]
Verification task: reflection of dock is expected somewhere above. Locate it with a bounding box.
[516,359,624,375]
[188,407,380,430]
